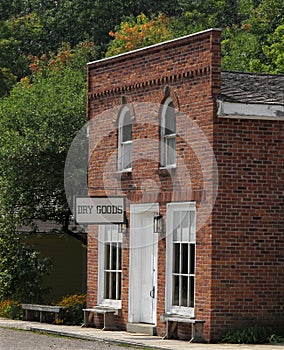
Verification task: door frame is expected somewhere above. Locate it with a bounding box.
[128,203,159,324]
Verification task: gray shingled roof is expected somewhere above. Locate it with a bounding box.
[220,71,284,105]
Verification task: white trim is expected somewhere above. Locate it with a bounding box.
[88,28,222,65]
[217,100,284,120]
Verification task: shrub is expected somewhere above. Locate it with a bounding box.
[220,325,277,344]
[56,293,86,325]
[0,300,24,319]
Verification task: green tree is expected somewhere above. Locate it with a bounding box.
[0,12,42,96]
[0,221,51,302]
[106,13,175,57]
[0,42,97,244]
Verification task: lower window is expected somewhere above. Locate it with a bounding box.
[98,225,122,308]
[166,202,196,316]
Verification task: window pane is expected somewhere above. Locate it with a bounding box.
[105,243,111,270]
[181,244,188,274]
[122,111,132,142]
[111,243,117,270]
[166,136,176,165]
[117,243,122,270]
[111,272,116,299]
[104,272,110,299]
[173,212,181,241]
[190,211,196,241]
[189,276,194,307]
[105,226,111,242]
[172,276,179,306]
[122,142,132,169]
[173,243,180,273]
[181,276,188,307]
[117,272,122,300]
[165,102,176,135]
[190,244,195,274]
[181,211,190,241]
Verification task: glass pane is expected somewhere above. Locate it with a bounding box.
[172,276,179,306]
[181,276,188,307]
[166,136,176,165]
[104,272,110,299]
[165,102,176,135]
[189,276,195,307]
[122,142,132,169]
[104,243,111,270]
[111,243,117,270]
[173,243,180,273]
[173,212,181,241]
[190,211,196,241]
[111,272,116,299]
[117,243,122,270]
[181,244,188,274]
[105,226,111,242]
[111,226,118,242]
[190,244,195,274]
[181,211,190,241]
[117,272,122,300]
[117,231,123,242]
[122,111,132,142]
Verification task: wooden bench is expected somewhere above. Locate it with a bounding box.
[22,304,66,323]
[161,313,206,343]
[83,306,120,330]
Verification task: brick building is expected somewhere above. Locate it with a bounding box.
[85,29,284,342]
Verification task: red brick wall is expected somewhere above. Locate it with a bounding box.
[212,118,284,340]
[86,29,224,341]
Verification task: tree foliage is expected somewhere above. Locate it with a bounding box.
[106,13,175,57]
[0,221,51,302]
[0,42,96,243]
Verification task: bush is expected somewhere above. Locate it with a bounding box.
[221,325,276,344]
[0,300,24,319]
[56,293,86,325]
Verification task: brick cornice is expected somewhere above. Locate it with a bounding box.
[88,66,210,100]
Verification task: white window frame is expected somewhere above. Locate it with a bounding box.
[118,106,132,172]
[98,225,122,309]
[166,202,196,317]
[160,97,176,168]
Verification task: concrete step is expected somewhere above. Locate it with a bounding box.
[127,322,156,336]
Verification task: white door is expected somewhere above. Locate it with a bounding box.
[129,204,158,324]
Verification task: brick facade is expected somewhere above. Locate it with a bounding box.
[86,29,284,341]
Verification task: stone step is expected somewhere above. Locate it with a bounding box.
[127,322,156,336]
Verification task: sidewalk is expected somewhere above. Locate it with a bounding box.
[0,318,284,350]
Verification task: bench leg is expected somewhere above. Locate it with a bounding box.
[103,312,115,331]
[40,311,48,323]
[83,311,93,327]
[163,321,177,339]
[25,310,35,321]
[189,323,206,343]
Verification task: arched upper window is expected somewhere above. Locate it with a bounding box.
[118,106,132,171]
[160,98,176,167]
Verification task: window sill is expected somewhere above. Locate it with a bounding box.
[116,168,132,174]
[157,165,176,176]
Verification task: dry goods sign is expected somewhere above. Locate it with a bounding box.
[75,196,125,224]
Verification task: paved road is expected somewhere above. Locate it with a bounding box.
[0,328,141,350]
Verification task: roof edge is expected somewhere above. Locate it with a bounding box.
[87,28,222,66]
